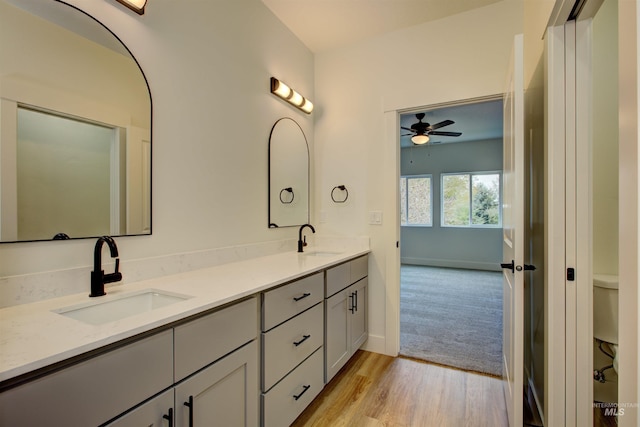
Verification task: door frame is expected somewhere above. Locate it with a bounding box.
[383,94,506,358]
[546,0,640,425]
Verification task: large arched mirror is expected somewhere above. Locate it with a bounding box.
[0,0,151,242]
[268,117,309,228]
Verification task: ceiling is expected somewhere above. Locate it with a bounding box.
[399,100,503,148]
[261,0,505,147]
[261,0,502,53]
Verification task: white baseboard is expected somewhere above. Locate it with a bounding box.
[361,334,389,356]
[400,257,501,272]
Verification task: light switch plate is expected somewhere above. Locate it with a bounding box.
[368,211,383,225]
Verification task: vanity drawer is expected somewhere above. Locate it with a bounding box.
[350,255,368,284]
[325,261,350,297]
[326,256,369,297]
[262,302,323,391]
[174,297,257,382]
[262,272,323,331]
[261,348,324,427]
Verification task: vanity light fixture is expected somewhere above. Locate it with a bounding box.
[270,77,313,114]
[411,134,430,145]
[115,0,147,15]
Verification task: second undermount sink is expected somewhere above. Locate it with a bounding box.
[303,250,343,257]
[53,289,193,325]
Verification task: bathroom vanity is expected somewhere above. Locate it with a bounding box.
[0,249,369,426]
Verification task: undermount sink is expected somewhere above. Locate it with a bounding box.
[53,289,193,325]
[303,251,343,257]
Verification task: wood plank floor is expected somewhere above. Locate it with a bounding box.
[291,350,508,427]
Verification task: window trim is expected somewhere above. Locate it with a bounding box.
[400,174,433,227]
[440,171,502,228]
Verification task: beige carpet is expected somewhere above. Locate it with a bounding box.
[400,265,503,376]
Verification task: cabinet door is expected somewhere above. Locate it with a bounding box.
[324,289,350,383]
[350,278,368,351]
[105,389,173,427]
[174,340,258,427]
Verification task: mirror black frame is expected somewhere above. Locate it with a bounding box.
[0,0,153,243]
[268,117,309,228]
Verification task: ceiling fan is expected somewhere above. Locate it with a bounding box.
[401,113,462,145]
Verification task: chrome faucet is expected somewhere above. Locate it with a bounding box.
[90,236,122,297]
[297,224,315,253]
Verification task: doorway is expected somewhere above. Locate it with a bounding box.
[397,98,504,376]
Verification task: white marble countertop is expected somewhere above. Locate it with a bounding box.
[0,247,369,383]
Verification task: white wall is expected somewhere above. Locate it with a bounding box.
[0,0,313,286]
[314,1,523,354]
[592,0,619,275]
[400,138,503,271]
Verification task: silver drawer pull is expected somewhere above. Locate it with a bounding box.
[293,292,311,302]
[293,334,311,347]
[293,384,311,401]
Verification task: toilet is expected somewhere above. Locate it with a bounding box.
[593,274,619,403]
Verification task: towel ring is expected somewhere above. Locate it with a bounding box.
[279,187,294,204]
[331,185,349,203]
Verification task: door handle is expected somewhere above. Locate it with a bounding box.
[500,260,514,272]
[163,408,173,427]
[184,396,193,427]
[500,260,537,272]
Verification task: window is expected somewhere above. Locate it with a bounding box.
[441,172,501,227]
[400,175,432,226]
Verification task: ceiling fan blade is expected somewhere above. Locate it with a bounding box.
[401,126,415,132]
[429,119,454,130]
[401,133,413,137]
[429,131,462,137]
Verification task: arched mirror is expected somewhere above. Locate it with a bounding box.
[0,0,151,242]
[268,117,309,228]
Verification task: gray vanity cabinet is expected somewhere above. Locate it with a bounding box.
[0,329,174,426]
[173,297,259,427]
[0,297,259,427]
[261,272,324,426]
[324,256,369,383]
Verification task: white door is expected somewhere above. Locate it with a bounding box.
[501,33,525,427]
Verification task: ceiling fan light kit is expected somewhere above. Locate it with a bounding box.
[270,77,313,114]
[411,134,430,145]
[402,112,462,145]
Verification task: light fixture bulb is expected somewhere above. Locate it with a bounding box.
[300,99,314,113]
[273,80,292,99]
[289,90,304,106]
[115,0,147,14]
[411,134,430,145]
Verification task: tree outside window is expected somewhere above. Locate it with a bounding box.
[400,175,432,226]
[442,172,501,227]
